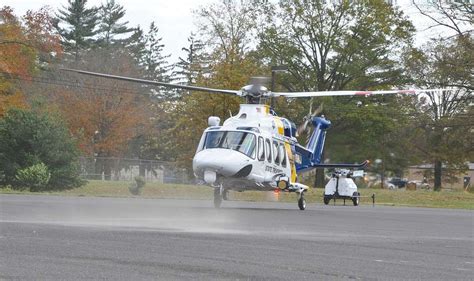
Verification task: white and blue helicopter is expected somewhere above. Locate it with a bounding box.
[62,68,430,210]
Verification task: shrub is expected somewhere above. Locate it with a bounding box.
[0,108,84,190]
[129,176,146,195]
[15,163,51,191]
[135,176,146,188]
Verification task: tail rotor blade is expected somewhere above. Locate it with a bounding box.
[296,119,309,137]
[312,103,324,117]
[296,103,324,137]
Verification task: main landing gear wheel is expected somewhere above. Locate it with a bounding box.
[298,193,306,210]
[352,191,360,206]
[214,186,222,208]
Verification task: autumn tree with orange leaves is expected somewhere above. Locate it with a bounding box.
[0,6,61,116]
[49,49,154,179]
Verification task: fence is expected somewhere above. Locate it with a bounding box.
[78,157,191,184]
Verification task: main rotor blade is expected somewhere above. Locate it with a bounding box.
[271,89,445,98]
[61,68,241,96]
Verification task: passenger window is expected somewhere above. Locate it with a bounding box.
[258,137,265,161]
[280,144,287,167]
[273,141,280,165]
[265,139,272,163]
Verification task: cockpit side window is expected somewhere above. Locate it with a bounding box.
[265,138,272,163]
[258,137,265,161]
[204,131,225,149]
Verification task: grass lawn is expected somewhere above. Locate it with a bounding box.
[1,180,473,209]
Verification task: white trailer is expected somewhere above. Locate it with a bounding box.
[323,169,362,206]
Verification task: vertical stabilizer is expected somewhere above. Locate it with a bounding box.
[306,117,331,164]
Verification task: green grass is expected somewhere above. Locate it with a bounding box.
[1,180,473,209]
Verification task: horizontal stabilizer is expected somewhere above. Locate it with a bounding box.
[297,160,369,173]
[313,160,369,169]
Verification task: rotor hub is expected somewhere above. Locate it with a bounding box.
[240,84,268,97]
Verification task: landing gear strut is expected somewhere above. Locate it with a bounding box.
[213,185,223,208]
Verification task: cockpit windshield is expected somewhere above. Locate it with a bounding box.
[204,131,256,158]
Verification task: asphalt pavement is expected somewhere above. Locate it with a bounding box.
[0,194,472,280]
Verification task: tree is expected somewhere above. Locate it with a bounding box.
[96,0,134,48]
[413,0,473,38]
[0,6,61,116]
[0,108,83,189]
[55,0,98,61]
[142,22,170,80]
[403,40,473,190]
[52,49,154,179]
[138,22,172,99]
[194,0,257,62]
[255,0,414,92]
[124,25,146,64]
[403,1,473,190]
[254,0,415,187]
[173,33,209,85]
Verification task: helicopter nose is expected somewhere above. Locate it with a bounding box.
[193,149,251,178]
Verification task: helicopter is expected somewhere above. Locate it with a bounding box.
[62,68,433,210]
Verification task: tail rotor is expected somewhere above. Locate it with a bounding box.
[296,102,324,144]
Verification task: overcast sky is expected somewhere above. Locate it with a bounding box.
[4,1,446,63]
[3,0,214,63]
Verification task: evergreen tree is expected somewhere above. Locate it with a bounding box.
[174,33,209,85]
[55,0,98,61]
[124,26,146,64]
[142,22,171,82]
[96,0,134,48]
[137,22,172,99]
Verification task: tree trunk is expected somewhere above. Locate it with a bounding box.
[434,160,442,191]
[94,157,103,180]
[314,168,325,188]
[103,160,112,181]
[139,160,146,177]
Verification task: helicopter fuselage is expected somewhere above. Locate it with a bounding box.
[192,104,306,193]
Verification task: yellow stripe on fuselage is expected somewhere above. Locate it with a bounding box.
[274,118,284,135]
[285,142,297,183]
[264,105,270,115]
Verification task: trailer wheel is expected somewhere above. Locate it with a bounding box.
[352,192,360,206]
[323,195,331,205]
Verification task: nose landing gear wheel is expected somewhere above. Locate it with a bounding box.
[298,194,306,210]
[214,186,222,208]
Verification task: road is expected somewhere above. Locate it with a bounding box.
[0,194,472,280]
